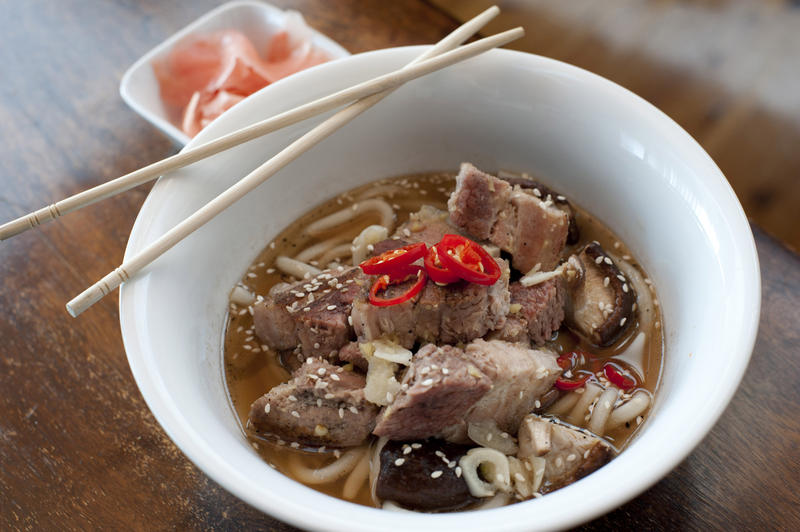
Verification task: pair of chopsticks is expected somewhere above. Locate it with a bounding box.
[0,6,521,317]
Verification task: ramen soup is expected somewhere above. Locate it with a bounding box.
[223,163,663,511]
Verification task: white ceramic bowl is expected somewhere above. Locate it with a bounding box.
[119,47,760,531]
[119,0,350,146]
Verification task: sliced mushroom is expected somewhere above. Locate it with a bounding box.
[375,439,478,512]
[496,172,579,244]
[517,414,614,494]
[563,242,635,346]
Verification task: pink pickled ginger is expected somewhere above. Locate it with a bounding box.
[153,13,330,138]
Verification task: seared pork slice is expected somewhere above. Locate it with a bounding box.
[496,173,579,245]
[248,359,378,448]
[563,242,635,347]
[504,278,566,346]
[447,163,512,240]
[352,259,510,347]
[440,339,562,442]
[447,163,569,272]
[492,189,570,272]
[351,290,417,349]
[253,266,366,358]
[373,344,491,440]
[517,414,613,493]
[376,439,478,511]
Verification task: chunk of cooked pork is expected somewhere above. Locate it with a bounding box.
[351,259,510,347]
[496,172,579,245]
[563,242,635,346]
[376,439,478,511]
[248,359,378,448]
[494,279,565,345]
[447,163,570,272]
[439,339,562,442]
[253,266,366,358]
[373,344,492,440]
[396,205,459,246]
[447,163,512,240]
[517,414,613,493]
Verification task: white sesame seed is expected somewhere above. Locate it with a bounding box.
[288,395,298,402]
[455,466,462,478]
[431,471,443,479]
[324,393,335,399]
[603,277,610,287]
[595,256,604,264]
[264,404,271,414]
[421,379,434,386]
[442,368,449,375]
[317,368,326,376]
[316,399,322,407]
[291,411,300,418]
[330,374,340,382]
[349,406,359,414]
[326,305,337,311]
[411,443,422,449]
[338,408,344,419]
[567,454,576,462]
[290,442,300,449]
[620,317,627,326]
[622,283,629,293]
[395,458,405,466]
[403,447,412,455]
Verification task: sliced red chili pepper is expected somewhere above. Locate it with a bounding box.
[555,371,592,391]
[435,234,501,286]
[368,265,427,307]
[424,245,461,284]
[359,242,427,276]
[603,362,637,390]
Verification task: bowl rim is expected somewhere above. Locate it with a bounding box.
[119,46,761,531]
[119,0,351,146]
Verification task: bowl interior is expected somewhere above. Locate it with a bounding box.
[119,0,350,146]
[119,47,759,531]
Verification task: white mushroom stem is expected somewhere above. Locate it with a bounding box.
[566,382,603,426]
[548,391,581,416]
[275,256,321,279]
[588,386,620,436]
[606,390,652,430]
[306,199,395,236]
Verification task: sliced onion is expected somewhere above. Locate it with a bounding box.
[459,448,511,498]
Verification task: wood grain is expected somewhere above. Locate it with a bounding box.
[0,1,798,531]
[432,0,800,253]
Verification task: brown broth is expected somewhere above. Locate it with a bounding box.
[222,171,663,509]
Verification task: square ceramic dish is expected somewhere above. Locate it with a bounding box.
[118,47,760,530]
[119,0,350,146]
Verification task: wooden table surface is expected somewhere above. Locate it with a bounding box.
[1,1,797,530]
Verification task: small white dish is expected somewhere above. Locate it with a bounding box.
[119,0,350,146]
[119,47,760,530]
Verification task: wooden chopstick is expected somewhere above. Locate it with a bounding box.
[0,6,502,243]
[67,23,523,317]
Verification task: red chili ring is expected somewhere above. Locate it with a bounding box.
[435,234,501,286]
[368,265,427,307]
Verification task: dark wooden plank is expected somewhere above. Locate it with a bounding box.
[0,1,798,531]
[430,0,800,253]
